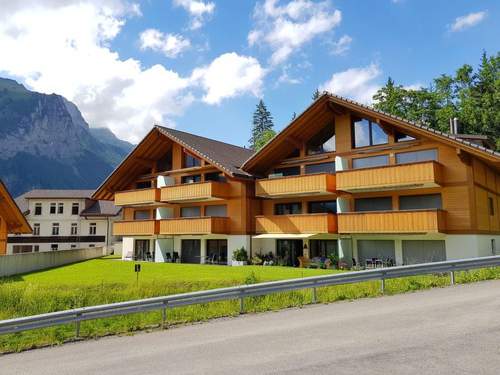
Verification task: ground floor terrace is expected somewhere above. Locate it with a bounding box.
[121,233,500,268]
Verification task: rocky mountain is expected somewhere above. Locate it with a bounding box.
[0,78,134,197]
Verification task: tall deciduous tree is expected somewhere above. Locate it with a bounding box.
[249,99,274,150]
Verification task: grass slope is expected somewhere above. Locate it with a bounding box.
[1,257,499,353]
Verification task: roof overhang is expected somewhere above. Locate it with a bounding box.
[0,181,32,234]
[252,234,315,239]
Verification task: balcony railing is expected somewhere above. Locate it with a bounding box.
[159,217,230,235]
[160,182,229,203]
[255,213,337,234]
[113,220,158,236]
[338,209,446,233]
[336,161,442,192]
[114,188,159,206]
[256,173,336,198]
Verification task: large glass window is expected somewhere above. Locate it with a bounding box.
[352,155,389,169]
[399,194,442,210]
[205,172,226,182]
[309,240,338,259]
[206,239,228,264]
[274,202,302,215]
[308,201,337,214]
[352,118,388,148]
[181,206,201,217]
[181,174,201,184]
[134,210,151,220]
[305,162,335,174]
[354,197,392,212]
[205,205,227,217]
[157,150,172,172]
[184,153,201,168]
[306,124,335,155]
[396,149,437,164]
[271,166,301,177]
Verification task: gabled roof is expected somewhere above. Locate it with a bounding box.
[242,93,500,172]
[0,181,32,234]
[93,126,254,200]
[80,200,122,217]
[21,189,95,200]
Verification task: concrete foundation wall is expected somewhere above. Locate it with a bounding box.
[0,247,107,277]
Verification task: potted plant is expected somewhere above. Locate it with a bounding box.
[327,253,339,269]
[231,247,248,266]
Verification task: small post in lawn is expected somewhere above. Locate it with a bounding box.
[239,290,245,314]
[135,263,141,287]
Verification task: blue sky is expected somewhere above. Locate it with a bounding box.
[0,0,498,146]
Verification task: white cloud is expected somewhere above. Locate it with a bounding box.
[173,0,215,30]
[191,52,266,105]
[0,1,267,143]
[331,34,352,55]
[450,11,487,32]
[249,0,342,65]
[319,63,381,104]
[139,29,190,58]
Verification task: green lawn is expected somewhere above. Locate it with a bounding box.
[1,257,500,353]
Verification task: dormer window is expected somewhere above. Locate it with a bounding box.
[306,123,335,155]
[352,117,388,148]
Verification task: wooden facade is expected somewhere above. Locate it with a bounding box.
[255,213,337,234]
[158,217,230,235]
[160,181,229,202]
[256,173,336,198]
[114,188,160,206]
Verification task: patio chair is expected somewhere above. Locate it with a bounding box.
[165,253,172,262]
[172,251,180,263]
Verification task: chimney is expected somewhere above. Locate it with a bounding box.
[449,117,460,134]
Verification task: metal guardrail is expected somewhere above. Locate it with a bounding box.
[1,255,500,337]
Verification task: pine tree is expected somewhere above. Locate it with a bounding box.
[312,89,320,101]
[249,99,274,150]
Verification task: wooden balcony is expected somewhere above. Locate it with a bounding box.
[255,213,337,234]
[159,217,230,235]
[160,182,229,203]
[256,173,336,198]
[114,188,159,206]
[338,209,446,234]
[113,220,158,236]
[336,161,442,192]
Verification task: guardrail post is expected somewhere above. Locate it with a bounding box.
[380,278,385,294]
[75,313,81,338]
[239,295,245,314]
[312,286,317,304]
[162,302,168,329]
[450,270,455,285]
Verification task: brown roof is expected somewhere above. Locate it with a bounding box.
[21,189,95,200]
[242,92,500,170]
[80,200,121,217]
[0,181,32,234]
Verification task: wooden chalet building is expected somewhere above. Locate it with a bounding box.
[94,93,500,266]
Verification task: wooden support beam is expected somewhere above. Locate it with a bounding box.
[456,148,472,165]
[327,102,346,116]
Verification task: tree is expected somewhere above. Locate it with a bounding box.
[373,51,500,150]
[291,112,297,121]
[254,129,276,151]
[249,99,274,150]
[312,88,321,101]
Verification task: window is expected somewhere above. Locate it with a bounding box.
[71,244,77,249]
[205,205,227,217]
[205,172,227,182]
[489,197,495,216]
[51,244,58,251]
[136,181,152,189]
[51,223,60,235]
[352,117,388,148]
[354,197,392,212]
[352,155,389,169]
[181,206,201,217]
[13,245,33,254]
[305,162,335,174]
[395,131,416,142]
[399,194,442,210]
[184,153,201,168]
[34,245,39,252]
[181,174,201,184]
[309,240,337,258]
[274,202,302,215]
[157,150,172,172]
[89,244,95,248]
[271,166,300,177]
[72,203,79,215]
[134,210,151,220]
[33,223,40,236]
[70,223,78,235]
[57,203,64,214]
[89,223,97,235]
[50,203,56,214]
[306,124,335,155]
[34,203,42,216]
[308,201,337,214]
[396,149,438,164]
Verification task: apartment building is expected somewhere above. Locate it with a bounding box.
[0,181,32,255]
[93,93,500,266]
[7,190,121,253]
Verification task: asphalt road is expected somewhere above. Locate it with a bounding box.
[2,280,500,375]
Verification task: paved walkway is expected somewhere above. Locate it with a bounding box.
[2,280,500,374]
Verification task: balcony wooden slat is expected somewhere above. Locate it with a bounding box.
[160,182,229,203]
[338,210,446,233]
[159,217,230,235]
[256,173,336,198]
[114,189,159,206]
[255,213,337,234]
[113,220,158,236]
[336,161,442,192]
